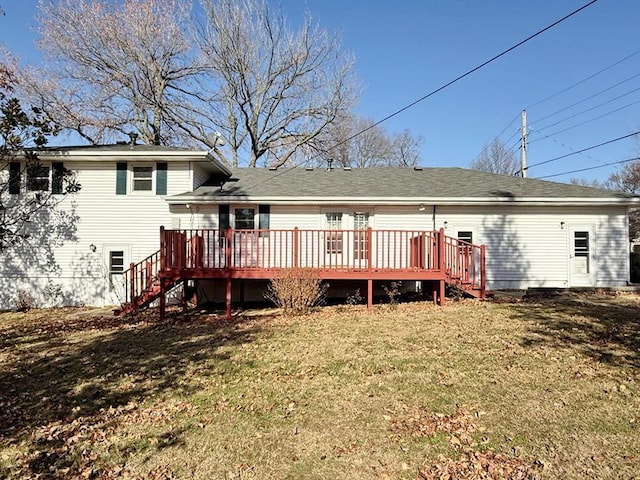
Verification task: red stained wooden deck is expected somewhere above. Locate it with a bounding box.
[119,227,486,318]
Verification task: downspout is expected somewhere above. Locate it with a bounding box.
[432,205,437,231]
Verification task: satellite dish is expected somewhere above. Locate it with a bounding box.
[206,131,227,148]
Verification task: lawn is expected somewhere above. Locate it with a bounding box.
[1,292,638,479]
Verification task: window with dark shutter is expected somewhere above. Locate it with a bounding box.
[116,162,127,195]
[52,162,64,194]
[156,162,167,195]
[219,204,230,230]
[258,204,270,237]
[9,162,20,194]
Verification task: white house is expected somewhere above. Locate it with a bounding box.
[1,144,639,313]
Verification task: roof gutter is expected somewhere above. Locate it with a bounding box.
[165,195,640,207]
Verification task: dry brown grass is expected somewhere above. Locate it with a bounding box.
[1,292,639,479]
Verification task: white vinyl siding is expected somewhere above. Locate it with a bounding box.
[0,160,192,308]
[192,163,209,189]
[435,205,629,290]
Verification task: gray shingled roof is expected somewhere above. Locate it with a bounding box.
[168,167,639,204]
[34,143,195,153]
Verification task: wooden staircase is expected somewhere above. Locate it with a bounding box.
[114,250,177,316]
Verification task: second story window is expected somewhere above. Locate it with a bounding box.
[132,166,153,192]
[116,162,167,195]
[27,165,50,191]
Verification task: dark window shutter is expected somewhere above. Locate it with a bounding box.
[116,162,127,195]
[219,204,230,230]
[9,162,21,194]
[259,204,270,230]
[156,162,167,195]
[52,162,64,194]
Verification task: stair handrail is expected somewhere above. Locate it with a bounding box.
[122,249,162,305]
[442,233,486,295]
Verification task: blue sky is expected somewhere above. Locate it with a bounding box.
[2,0,639,183]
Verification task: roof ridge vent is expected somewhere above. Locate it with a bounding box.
[414,166,423,171]
[268,166,277,171]
[343,166,352,171]
[305,167,314,171]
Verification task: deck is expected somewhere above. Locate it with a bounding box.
[119,227,486,318]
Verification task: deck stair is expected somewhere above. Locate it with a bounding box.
[115,250,180,316]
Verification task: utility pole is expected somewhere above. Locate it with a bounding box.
[520,110,528,178]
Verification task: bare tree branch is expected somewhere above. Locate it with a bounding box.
[470,139,519,176]
[19,0,208,147]
[196,0,357,167]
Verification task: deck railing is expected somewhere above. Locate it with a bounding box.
[159,227,484,290]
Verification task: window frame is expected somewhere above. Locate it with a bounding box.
[130,164,154,193]
[325,211,344,255]
[103,244,130,291]
[233,207,257,230]
[26,164,51,192]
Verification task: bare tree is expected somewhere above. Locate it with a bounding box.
[196,0,357,167]
[312,115,422,168]
[470,139,519,175]
[390,129,423,167]
[1,60,80,252]
[605,160,640,240]
[20,0,206,147]
[569,177,604,188]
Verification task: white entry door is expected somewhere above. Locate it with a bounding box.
[569,227,596,287]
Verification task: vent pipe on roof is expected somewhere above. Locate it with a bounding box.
[327,158,334,171]
[128,132,139,146]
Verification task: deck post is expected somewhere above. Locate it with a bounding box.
[293,227,299,268]
[225,278,232,319]
[366,227,373,269]
[438,280,445,306]
[159,279,166,321]
[367,278,373,309]
[225,227,232,269]
[480,245,487,297]
[160,226,166,269]
[129,262,135,304]
[438,228,446,272]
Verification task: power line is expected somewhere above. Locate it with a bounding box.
[525,130,640,170]
[243,0,600,189]
[530,98,640,143]
[534,85,640,133]
[471,113,520,163]
[537,156,640,180]
[526,47,640,110]
[337,0,599,152]
[529,71,640,127]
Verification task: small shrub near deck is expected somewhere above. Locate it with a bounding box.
[265,267,328,315]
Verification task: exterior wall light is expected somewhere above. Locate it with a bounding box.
[560,221,565,230]
[89,243,97,252]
